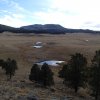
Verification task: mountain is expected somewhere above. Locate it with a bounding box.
[0,24,100,34]
[20,24,67,34]
[0,24,17,33]
[20,24,100,34]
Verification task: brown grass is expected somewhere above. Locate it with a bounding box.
[0,32,99,100]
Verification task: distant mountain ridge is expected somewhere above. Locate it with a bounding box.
[21,24,65,30]
[20,24,67,33]
[0,24,100,34]
[0,24,16,32]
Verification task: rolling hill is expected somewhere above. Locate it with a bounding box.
[0,24,100,34]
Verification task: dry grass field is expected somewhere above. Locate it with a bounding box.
[0,32,100,100]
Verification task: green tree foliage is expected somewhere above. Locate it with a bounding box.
[89,50,100,100]
[29,64,41,82]
[41,63,54,86]
[59,53,87,93]
[5,58,18,80]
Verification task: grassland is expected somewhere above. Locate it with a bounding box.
[0,32,100,100]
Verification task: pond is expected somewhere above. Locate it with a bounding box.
[36,60,65,66]
[32,41,43,48]
[32,45,43,48]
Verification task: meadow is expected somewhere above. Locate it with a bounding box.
[0,32,100,100]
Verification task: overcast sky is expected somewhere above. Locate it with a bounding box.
[0,0,100,30]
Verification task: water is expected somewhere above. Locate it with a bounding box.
[36,60,64,66]
[32,45,42,48]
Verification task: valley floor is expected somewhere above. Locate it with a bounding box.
[0,32,100,100]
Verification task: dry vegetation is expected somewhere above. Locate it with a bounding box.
[0,32,100,100]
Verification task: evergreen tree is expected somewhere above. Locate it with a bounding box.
[1,60,8,71]
[5,58,18,80]
[59,53,87,93]
[0,59,4,67]
[59,64,68,78]
[41,63,54,87]
[29,64,41,82]
[89,50,100,100]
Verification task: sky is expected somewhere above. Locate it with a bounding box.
[0,0,100,30]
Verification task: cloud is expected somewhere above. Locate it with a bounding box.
[9,1,25,12]
[0,15,30,27]
[0,0,8,3]
[30,0,100,30]
[32,0,100,30]
[81,21,100,31]
[32,7,84,29]
[50,0,100,14]
[0,0,31,27]
[0,0,26,12]
[12,14,25,19]
[1,0,100,30]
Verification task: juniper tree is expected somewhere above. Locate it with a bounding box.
[5,58,18,80]
[89,50,100,100]
[59,53,87,93]
[59,64,68,78]
[41,63,54,87]
[0,59,4,67]
[29,64,41,82]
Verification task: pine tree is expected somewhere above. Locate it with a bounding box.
[0,59,4,67]
[29,64,41,82]
[89,50,100,100]
[5,58,18,80]
[59,64,68,78]
[41,63,54,87]
[1,61,7,70]
[59,53,87,93]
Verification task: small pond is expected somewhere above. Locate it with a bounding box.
[36,60,65,66]
[32,45,43,48]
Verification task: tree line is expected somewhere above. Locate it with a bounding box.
[29,50,100,100]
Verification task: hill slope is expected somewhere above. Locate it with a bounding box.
[0,24,100,34]
[20,24,67,34]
